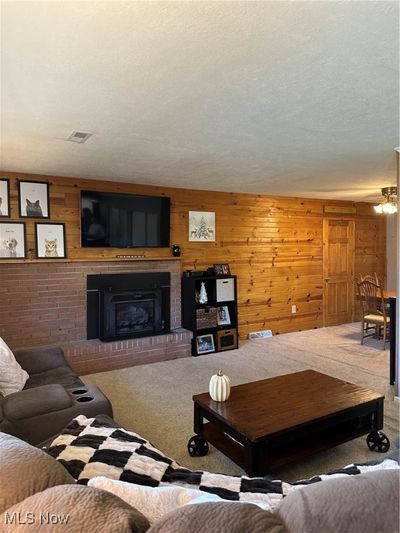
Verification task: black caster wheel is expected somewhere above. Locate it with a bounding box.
[187,435,209,457]
[367,431,390,453]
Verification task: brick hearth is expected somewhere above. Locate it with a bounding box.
[0,260,192,374]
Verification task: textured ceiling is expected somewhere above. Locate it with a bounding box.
[1,1,399,201]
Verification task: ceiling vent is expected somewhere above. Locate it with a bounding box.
[67,131,92,144]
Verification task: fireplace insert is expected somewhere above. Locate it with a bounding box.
[100,289,163,341]
[86,272,171,341]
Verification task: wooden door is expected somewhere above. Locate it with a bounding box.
[323,218,355,326]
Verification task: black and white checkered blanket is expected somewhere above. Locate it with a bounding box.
[47,415,398,506]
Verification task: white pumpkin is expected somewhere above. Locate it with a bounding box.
[209,370,231,402]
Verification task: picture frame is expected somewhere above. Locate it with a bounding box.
[214,263,231,275]
[189,211,215,242]
[0,179,11,217]
[196,333,215,355]
[35,223,66,259]
[18,180,50,218]
[217,305,231,326]
[0,222,27,259]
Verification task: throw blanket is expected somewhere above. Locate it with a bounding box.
[47,415,399,511]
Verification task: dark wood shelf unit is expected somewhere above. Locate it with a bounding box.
[182,274,239,356]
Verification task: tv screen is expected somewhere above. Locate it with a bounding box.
[80,191,170,248]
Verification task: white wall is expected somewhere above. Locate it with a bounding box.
[386,213,398,290]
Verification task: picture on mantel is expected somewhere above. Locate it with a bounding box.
[189,211,215,242]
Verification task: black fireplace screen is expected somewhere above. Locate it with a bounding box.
[100,289,163,341]
[115,299,155,335]
[86,272,171,341]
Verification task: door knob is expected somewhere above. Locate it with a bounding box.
[325,278,331,282]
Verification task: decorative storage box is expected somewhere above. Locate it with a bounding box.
[196,307,217,329]
[216,278,235,302]
[216,328,238,351]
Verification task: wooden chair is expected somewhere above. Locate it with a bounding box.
[358,273,388,314]
[358,272,380,285]
[357,279,390,349]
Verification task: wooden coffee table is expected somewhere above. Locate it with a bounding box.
[188,370,388,476]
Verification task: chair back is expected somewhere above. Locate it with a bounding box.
[357,279,386,318]
[360,272,378,284]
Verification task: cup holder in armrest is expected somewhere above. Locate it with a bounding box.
[76,396,94,403]
[71,388,88,395]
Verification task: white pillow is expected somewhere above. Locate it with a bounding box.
[0,337,29,396]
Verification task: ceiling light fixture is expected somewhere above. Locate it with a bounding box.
[374,186,398,214]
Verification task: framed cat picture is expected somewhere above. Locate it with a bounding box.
[0,179,10,217]
[35,223,66,259]
[18,180,50,218]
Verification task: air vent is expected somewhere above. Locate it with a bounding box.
[67,131,92,143]
[248,330,273,340]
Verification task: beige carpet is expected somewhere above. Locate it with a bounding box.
[83,323,399,483]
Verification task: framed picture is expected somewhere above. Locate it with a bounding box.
[0,222,26,259]
[18,180,50,218]
[35,223,66,259]
[214,263,231,275]
[189,211,215,241]
[0,179,10,217]
[217,306,231,326]
[196,334,215,355]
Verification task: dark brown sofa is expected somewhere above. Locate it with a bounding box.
[0,345,112,445]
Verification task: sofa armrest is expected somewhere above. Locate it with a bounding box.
[2,384,73,421]
[13,346,69,375]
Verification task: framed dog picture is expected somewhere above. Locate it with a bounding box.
[0,222,26,259]
[35,223,66,259]
[0,179,10,217]
[18,180,50,218]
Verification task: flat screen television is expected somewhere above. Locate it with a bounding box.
[80,191,170,248]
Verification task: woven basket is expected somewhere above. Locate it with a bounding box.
[196,307,217,329]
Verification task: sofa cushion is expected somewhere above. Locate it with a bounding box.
[24,366,83,389]
[2,485,150,532]
[0,432,74,514]
[147,502,288,533]
[13,345,69,375]
[0,337,29,396]
[276,469,400,533]
[2,384,73,421]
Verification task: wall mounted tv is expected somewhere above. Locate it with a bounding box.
[80,191,170,248]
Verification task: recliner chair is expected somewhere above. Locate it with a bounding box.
[0,345,112,445]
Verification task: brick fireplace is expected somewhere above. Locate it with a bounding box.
[0,260,192,374]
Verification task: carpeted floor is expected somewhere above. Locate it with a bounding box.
[83,323,399,483]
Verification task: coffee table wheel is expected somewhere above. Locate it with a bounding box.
[187,436,209,457]
[367,431,390,453]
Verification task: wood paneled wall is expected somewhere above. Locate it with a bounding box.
[0,171,386,339]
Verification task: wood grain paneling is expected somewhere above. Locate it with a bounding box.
[0,171,386,340]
